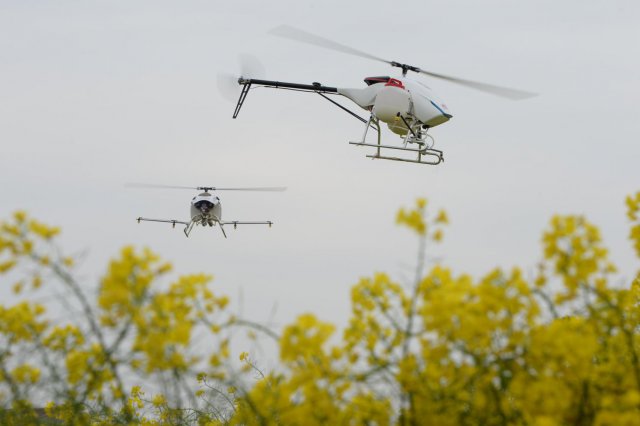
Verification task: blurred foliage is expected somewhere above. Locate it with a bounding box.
[1,192,640,425]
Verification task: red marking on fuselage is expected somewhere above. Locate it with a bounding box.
[384,78,405,89]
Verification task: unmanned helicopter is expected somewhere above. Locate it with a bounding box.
[129,183,285,238]
[230,25,536,165]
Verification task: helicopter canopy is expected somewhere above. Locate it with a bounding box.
[194,199,214,209]
[364,76,391,86]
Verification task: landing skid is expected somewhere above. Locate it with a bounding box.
[349,114,444,165]
[184,221,195,237]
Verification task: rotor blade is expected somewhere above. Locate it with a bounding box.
[217,54,266,102]
[270,25,536,100]
[125,183,197,190]
[126,183,287,192]
[207,187,287,192]
[270,25,391,65]
[238,53,265,79]
[419,69,537,100]
[217,72,240,102]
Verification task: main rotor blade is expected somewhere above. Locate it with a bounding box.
[126,183,287,192]
[270,25,536,100]
[125,183,196,190]
[208,187,287,192]
[270,25,391,65]
[419,69,537,100]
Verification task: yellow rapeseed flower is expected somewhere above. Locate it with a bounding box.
[152,394,166,407]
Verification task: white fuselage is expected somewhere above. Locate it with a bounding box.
[338,76,452,136]
[190,192,222,225]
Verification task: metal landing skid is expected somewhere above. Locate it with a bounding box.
[183,217,218,238]
[349,114,444,165]
[191,216,223,238]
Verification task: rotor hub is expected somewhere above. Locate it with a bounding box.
[390,61,421,76]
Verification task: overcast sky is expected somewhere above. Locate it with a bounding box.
[1,0,639,352]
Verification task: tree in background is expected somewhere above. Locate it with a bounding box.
[1,193,639,425]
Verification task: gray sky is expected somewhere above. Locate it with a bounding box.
[1,0,639,345]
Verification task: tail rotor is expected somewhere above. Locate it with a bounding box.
[217,54,266,102]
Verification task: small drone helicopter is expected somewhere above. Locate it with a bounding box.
[130,184,285,238]
[231,25,536,165]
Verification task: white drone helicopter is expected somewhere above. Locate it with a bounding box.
[130,184,285,238]
[231,25,536,165]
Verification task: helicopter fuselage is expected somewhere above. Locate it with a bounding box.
[338,76,452,136]
[190,192,222,225]
[234,75,452,137]
[233,75,451,165]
